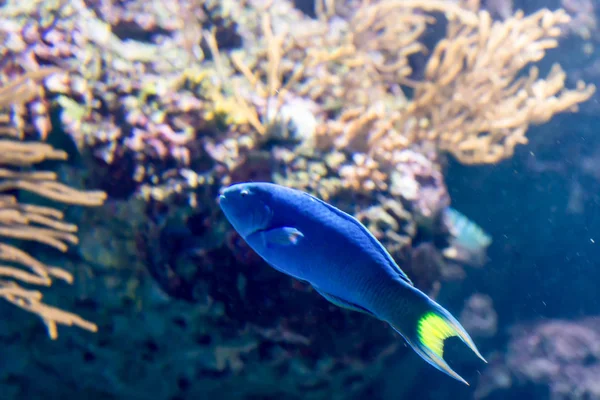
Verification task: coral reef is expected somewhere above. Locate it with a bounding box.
[0,0,595,399]
[460,293,498,339]
[0,0,593,199]
[475,318,600,400]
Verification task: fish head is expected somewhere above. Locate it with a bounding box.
[219,182,275,238]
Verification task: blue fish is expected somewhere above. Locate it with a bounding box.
[219,182,486,384]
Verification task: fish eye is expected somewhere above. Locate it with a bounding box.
[240,189,249,197]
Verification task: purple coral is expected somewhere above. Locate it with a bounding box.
[476,318,600,399]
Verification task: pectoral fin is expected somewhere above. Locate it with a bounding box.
[262,227,304,247]
[313,287,375,317]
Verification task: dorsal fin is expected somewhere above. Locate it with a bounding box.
[302,192,414,286]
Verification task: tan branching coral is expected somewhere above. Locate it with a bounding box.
[0,68,106,339]
[217,10,340,138]
[289,2,592,170]
[366,4,595,164]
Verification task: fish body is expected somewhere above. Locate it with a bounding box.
[219,182,485,384]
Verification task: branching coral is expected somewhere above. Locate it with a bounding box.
[311,1,596,166]
[0,69,106,339]
[395,7,596,164]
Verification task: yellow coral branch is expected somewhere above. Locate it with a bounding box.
[0,68,106,339]
[376,6,595,164]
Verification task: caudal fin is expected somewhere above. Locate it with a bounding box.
[391,294,486,385]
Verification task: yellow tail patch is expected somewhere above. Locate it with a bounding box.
[417,312,456,359]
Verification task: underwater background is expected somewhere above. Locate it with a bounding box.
[1,0,600,398]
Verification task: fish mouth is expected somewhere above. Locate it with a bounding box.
[218,194,258,237]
